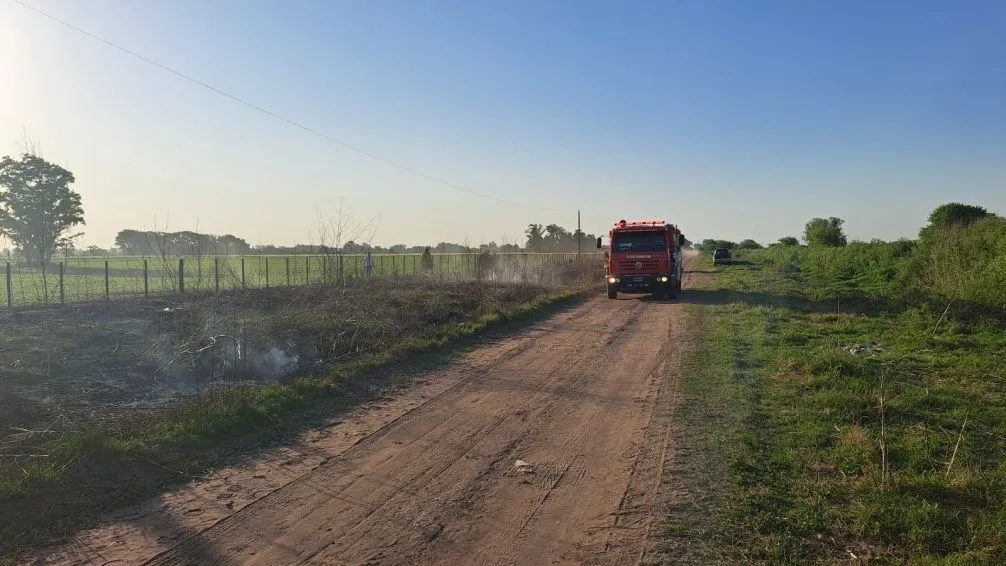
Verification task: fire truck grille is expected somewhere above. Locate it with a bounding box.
[618,260,659,272]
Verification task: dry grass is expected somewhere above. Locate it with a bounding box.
[0,273,589,554]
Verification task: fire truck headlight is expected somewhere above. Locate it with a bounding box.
[608,277,617,284]
[660,276,669,282]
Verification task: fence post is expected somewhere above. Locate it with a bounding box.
[6,262,12,308]
[285,257,291,286]
[144,260,149,297]
[305,256,310,285]
[265,257,270,288]
[241,258,246,289]
[59,262,65,304]
[338,254,344,284]
[214,257,220,294]
[322,256,327,284]
[104,260,110,300]
[179,258,185,294]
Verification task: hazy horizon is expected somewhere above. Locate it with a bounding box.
[2,0,1004,250]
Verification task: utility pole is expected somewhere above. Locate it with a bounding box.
[577,209,582,258]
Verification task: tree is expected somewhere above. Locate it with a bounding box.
[115,229,149,255]
[421,246,434,271]
[543,224,570,252]
[803,217,847,247]
[927,202,990,229]
[0,154,85,266]
[919,203,991,241]
[525,224,545,252]
[777,236,799,246]
[737,239,763,250]
[694,239,737,252]
[217,234,251,255]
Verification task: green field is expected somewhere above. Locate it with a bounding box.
[2,252,598,307]
[675,240,1006,564]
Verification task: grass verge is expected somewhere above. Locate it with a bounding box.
[0,286,585,559]
[670,257,1005,564]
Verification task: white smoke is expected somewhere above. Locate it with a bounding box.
[249,346,299,378]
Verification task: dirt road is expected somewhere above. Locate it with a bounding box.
[34,284,698,565]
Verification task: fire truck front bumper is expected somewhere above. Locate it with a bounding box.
[606,275,670,292]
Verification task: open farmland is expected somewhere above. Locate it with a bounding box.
[2,0,1000,560]
[3,227,1004,565]
[2,252,597,307]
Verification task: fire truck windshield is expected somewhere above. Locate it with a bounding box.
[611,231,666,252]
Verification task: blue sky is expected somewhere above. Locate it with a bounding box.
[1,0,1004,248]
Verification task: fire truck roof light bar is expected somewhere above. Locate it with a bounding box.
[614,219,668,227]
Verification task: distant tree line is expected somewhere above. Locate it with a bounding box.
[696,204,993,256]
[113,229,253,257]
[524,224,599,253]
[756,202,1004,311]
[694,238,766,253]
[89,225,598,258]
[694,216,851,253]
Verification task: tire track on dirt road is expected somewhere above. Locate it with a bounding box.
[34,270,703,566]
[142,302,644,566]
[442,300,685,566]
[29,303,613,566]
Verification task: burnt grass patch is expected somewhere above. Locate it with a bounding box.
[0,278,584,556]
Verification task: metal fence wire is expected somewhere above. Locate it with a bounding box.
[2,252,603,307]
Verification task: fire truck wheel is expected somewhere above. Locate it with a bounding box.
[666,282,678,300]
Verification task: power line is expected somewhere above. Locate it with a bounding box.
[11,0,560,212]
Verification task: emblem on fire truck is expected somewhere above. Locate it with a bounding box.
[635,261,643,269]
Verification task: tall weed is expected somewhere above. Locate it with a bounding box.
[737,217,1006,316]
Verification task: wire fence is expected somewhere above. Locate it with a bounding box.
[1,252,603,308]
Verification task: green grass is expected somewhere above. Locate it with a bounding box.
[675,255,1006,564]
[0,286,585,558]
[2,252,597,306]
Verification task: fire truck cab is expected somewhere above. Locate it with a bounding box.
[597,219,685,300]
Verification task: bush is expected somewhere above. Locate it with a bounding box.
[912,217,1006,310]
[742,214,1005,316]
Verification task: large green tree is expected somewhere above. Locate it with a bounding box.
[217,234,251,255]
[803,217,847,247]
[543,224,568,252]
[919,203,991,241]
[0,154,85,265]
[525,224,545,251]
[777,236,800,246]
[114,229,148,255]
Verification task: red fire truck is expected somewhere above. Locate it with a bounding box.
[596,219,686,300]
